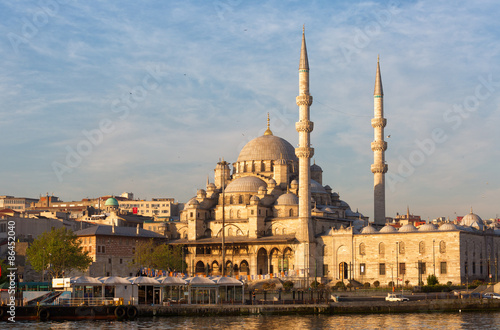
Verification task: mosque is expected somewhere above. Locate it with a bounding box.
[165,29,500,287]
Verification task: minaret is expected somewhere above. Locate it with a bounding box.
[295,26,314,243]
[371,56,388,225]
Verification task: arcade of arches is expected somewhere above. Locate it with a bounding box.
[189,244,295,277]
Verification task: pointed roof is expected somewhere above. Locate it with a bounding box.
[299,25,309,70]
[374,55,383,96]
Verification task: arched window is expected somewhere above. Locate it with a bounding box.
[275,228,279,235]
[439,241,446,253]
[359,243,366,255]
[228,228,233,237]
[289,209,293,217]
[399,242,405,254]
[419,241,425,254]
[238,195,243,204]
[379,242,385,256]
[261,162,265,172]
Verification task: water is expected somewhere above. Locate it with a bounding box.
[2,312,500,329]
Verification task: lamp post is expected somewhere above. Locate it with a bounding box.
[42,247,45,282]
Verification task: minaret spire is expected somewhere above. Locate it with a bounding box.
[371,56,388,225]
[296,26,314,243]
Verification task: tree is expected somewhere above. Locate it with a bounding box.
[151,244,186,272]
[130,241,186,273]
[427,274,439,286]
[26,228,92,279]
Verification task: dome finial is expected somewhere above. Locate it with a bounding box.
[264,112,273,135]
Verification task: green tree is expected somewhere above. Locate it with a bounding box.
[151,244,186,272]
[26,228,92,279]
[427,274,439,286]
[130,239,156,269]
[130,241,186,273]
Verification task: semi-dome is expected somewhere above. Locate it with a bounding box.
[311,180,327,194]
[399,223,418,232]
[379,224,397,233]
[186,197,199,206]
[361,225,378,234]
[439,223,458,231]
[225,176,267,193]
[276,193,299,205]
[105,197,119,206]
[461,210,483,227]
[237,135,298,162]
[419,223,437,232]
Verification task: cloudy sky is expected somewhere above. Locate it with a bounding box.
[1,0,499,221]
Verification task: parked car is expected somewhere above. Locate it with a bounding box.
[385,293,409,302]
[483,293,500,300]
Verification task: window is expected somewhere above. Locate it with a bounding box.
[359,243,366,256]
[440,262,447,274]
[419,241,425,254]
[102,246,105,253]
[398,242,405,254]
[108,258,112,264]
[360,263,366,275]
[379,263,386,276]
[473,262,476,274]
[97,246,101,253]
[418,261,426,275]
[399,263,406,275]
[439,241,446,253]
[379,242,385,256]
[120,259,123,264]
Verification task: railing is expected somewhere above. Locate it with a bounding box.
[55,297,123,306]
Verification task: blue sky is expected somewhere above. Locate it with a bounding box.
[1,0,499,221]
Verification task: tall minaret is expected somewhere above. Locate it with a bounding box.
[295,26,314,243]
[371,56,388,225]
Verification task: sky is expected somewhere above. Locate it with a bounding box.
[1,0,499,222]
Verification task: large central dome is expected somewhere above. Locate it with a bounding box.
[237,135,298,162]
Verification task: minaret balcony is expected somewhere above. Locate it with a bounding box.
[371,163,388,174]
[371,141,387,151]
[295,121,314,133]
[371,118,387,128]
[296,95,313,106]
[295,147,314,159]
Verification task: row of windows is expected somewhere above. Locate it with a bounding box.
[358,241,447,256]
[359,262,448,276]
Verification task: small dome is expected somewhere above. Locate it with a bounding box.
[461,210,483,227]
[399,223,418,232]
[324,185,332,191]
[250,195,260,202]
[186,197,199,206]
[276,193,299,205]
[105,197,119,206]
[361,225,378,234]
[332,192,339,197]
[323,207,333,213]
[419,223,437,232]
[379,224,397,233]
[207,183,216,190]
[311,163,322,172]
[258,186,267,193]
[225,176,267,193]
[439,223,458,231]
[290,180,298,188]
[311,180,327,194]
